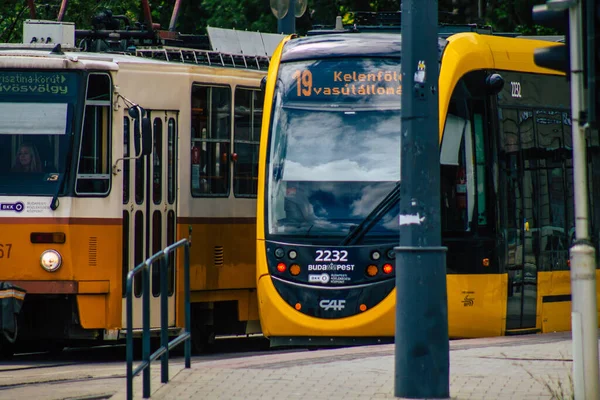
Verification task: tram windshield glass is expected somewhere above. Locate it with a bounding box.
[267,58,401,241]
[0,71,79,195]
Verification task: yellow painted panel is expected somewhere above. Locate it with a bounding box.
[439,34,564,142]
[247,290,259,321]
[79,280,110,294]
[542,301,571,333]
[77,294,107,329]
[188,289,258,322]
[236,291,259,321]
[190,289,251,303]
[438,34,495,139]
[258,275,396,338]
[186,222,256,292]
[537,270,575,333]
[0,222,123,330]
[447,274,506,338]
[256,36,292,243]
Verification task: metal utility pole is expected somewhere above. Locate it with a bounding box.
[564,0,600,398]
[395,0,449,399]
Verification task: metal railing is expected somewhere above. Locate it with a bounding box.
[126,238,192,400]
[135,46,270,70]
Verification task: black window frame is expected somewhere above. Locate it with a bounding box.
[233,86,264,198]
[74,72,112,196]
[190,84,232,198]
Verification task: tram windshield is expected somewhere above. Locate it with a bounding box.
[0,71,79,196]
[267,58,402,241]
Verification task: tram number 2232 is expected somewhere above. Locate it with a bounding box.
[315,250,348,262]
[0,244,12,259]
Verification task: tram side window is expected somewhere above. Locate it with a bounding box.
[76,73,112,195]
[234,87,264,197]
[535,108,573,271]
[498,106,574,272]
[440,74,491,234]
[440,98,477,233]
[191,84,231,197]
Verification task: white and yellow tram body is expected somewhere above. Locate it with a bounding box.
[0,40,266,353]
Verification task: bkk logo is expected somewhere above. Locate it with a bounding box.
[308,274,330,284]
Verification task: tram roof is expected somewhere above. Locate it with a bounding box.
[0,44,269,74]
[280,33,448,62]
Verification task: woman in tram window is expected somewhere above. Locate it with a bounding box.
[11,142,43,173]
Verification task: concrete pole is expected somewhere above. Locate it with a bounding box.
[567,1,599,399]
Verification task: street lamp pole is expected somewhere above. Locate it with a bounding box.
[564,0,600,398]
[394,0,449,398]
[277,0,296,34]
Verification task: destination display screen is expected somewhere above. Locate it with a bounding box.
[279,58,401,106]
[0,71,79,100]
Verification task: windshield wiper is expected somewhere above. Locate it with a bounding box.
[50,141,74,210]
[339,181,401,246]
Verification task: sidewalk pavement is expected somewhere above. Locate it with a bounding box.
[114,331,580,400]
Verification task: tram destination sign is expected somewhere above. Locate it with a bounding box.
[0,71,78,99]
[281,58,401,105]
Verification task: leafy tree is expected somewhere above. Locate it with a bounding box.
[198,0,276,33]
[0,0,561,43]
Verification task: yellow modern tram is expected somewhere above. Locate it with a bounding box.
[0,18,271,356]
[256,29,600,346]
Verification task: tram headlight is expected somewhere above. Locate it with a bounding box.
[288,250,298,260]
[370,251,381,261]
[274,247,285,258]
[40,250,62,272]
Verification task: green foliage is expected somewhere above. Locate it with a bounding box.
[486,0,548,34]
[0,0,143,43]
[200,0,276,33]
[0,0,564,43]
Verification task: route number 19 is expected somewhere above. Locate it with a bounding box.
[293,70,313,97]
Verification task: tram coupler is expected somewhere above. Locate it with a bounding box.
[0,282,26,344]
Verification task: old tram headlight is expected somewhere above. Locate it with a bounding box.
[40,250,62,272]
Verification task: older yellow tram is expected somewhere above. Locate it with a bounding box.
[0,18,276,356]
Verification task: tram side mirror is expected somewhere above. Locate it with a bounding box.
[485,73,505,96]
[129,106,152,157]
[260,76,267,93]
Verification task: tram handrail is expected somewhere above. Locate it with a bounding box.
[125,238,192,400]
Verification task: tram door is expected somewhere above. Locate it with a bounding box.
[500,108,539,331]
[122,111,179,329]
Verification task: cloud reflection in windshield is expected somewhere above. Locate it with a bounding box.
[281,109,400,182]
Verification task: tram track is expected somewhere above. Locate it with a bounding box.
[0,362,80,373]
